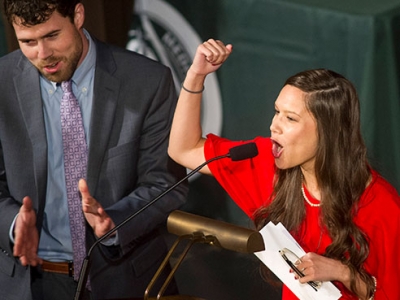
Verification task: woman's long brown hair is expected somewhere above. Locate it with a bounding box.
[254,69,375,298]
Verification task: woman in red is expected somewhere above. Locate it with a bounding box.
[168,39,400,299]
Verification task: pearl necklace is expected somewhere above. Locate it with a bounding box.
[301,185,321,207]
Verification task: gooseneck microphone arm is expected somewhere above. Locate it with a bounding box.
[74,142,258,300]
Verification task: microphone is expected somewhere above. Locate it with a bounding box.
[74,142,258,299]
[228,141,258,161]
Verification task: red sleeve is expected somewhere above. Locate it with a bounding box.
[354,172,400,299]
[204,134,275,218]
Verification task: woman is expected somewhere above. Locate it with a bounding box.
[168,39,400,299]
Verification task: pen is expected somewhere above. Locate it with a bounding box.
[279,249,321,291]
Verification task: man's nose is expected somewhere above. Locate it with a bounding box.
[37,42,52,60]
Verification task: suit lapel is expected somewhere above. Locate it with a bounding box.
[14,57,47,218]
[87,42,120,193]
[13,43,121,202]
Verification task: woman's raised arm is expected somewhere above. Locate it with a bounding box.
[168,39,232,174]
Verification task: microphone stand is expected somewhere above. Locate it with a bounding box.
[74,153,230,300]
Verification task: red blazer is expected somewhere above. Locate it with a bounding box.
[205,134,400,300]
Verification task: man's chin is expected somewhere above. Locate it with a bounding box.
[40,71,67,83]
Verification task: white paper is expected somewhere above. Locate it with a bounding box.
[254,222,342,300]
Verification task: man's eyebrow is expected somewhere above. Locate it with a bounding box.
[43,29,61,37]
[18,29,61,42]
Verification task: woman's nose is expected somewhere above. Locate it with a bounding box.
[270,115,280,134]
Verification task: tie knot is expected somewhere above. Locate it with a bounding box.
[61,80,73,93]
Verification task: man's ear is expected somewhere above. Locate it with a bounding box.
[73,3,85,29]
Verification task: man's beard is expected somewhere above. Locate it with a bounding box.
[38,37,83,83]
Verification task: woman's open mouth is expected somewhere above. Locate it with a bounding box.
[271,139,283,158]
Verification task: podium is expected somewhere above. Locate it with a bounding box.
[144,210,265,300]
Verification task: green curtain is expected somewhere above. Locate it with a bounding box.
[167,0,400,192]
[154,2,400,297]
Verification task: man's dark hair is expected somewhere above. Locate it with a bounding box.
[3,0,80,26]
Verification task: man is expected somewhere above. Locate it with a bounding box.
[0,0,188,299]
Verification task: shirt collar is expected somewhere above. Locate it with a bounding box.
[71,29,96,86]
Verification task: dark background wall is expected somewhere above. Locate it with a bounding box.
[0,1,278,299]
[1,1,400,300]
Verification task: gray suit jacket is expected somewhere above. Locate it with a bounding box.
[0,38,188,299]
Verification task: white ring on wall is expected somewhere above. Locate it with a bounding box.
[127,0,223,144]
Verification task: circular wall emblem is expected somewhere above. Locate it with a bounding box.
[127,0,223,151]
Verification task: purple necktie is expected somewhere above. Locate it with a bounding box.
[60,80,88,281]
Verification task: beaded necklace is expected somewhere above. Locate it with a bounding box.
[301,185,321,207]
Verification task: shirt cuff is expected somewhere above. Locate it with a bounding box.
[100,231,120,246]
[9,214,18,243]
